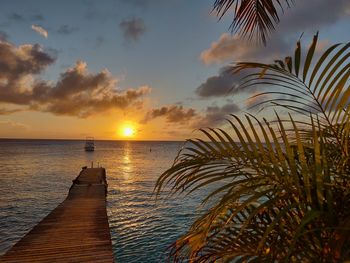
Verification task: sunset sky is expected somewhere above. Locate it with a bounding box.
[0,0,349,140]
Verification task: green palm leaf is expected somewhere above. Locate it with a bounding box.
[156,35,350,262]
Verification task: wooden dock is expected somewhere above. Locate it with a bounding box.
[1,167,114,263]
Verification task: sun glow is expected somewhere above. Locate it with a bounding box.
[121,126,135,138]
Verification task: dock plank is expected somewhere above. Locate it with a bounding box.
[1,168,114,263]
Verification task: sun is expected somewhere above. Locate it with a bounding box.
[122,126,135,137]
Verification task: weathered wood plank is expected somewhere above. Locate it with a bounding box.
[0,168,114,263]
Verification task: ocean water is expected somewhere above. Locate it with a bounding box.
[0,139,208,262]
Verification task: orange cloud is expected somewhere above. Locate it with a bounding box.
[200,33,287,65]
[0,40,151,118]
[31,24,48,38]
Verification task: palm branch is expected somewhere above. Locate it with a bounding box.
[230,32,350,159]
[213,0,293,44]
[155,34,350,262]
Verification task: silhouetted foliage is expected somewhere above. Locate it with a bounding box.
[156,34,350,262]
[213,0,293,44]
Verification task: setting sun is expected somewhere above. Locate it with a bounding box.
[122,126,135,137]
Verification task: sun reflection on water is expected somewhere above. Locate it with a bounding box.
[120,142,134,181]
[0,140,207,262]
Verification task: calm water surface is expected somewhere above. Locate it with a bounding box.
[0,139,208,262]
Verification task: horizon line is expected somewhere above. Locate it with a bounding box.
[0,137,187,142]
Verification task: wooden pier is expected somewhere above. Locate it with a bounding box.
[1,167,114,263]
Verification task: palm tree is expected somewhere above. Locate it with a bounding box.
[213,0,293,44]
[155,34,350,262]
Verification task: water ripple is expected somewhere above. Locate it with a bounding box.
[0,140,209,262]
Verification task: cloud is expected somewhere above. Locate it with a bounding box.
[194,102,240,128]
[57,25,79,35]
[0,42,55,99]
[119,18,146,42]
[278,0,350,34]
[201,0,350,66]
[197,0,350,101]
[164,129,192,138]
[142,102,240,129]
[0,108,22,115]
[142,105,197,124]
[31,24,48,38]
[196,68,248,98]
[30,61,152,117]
[8,13,24,22]
[8,13,44,22]
[0,120,28,129]
[30,14,45,21]
[200,33,288,65]
[0,40,151,117]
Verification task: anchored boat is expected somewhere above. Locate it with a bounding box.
[84,137,95,151]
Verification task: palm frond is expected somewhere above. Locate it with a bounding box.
[156,114,350,262]
[156,35,350,262]
[231,33,350,159]
[213,0,293,44]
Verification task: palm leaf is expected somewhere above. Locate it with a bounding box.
[156,35,350,262]
[213,0,293,44]
[231,32,350,158]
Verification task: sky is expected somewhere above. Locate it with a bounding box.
[0,0,350,140]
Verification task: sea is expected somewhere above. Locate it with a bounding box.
[0,139,210,262]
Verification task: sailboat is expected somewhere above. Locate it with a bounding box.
[84,137,95,152]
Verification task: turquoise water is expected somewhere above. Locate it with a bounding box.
[0,139,208,262]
